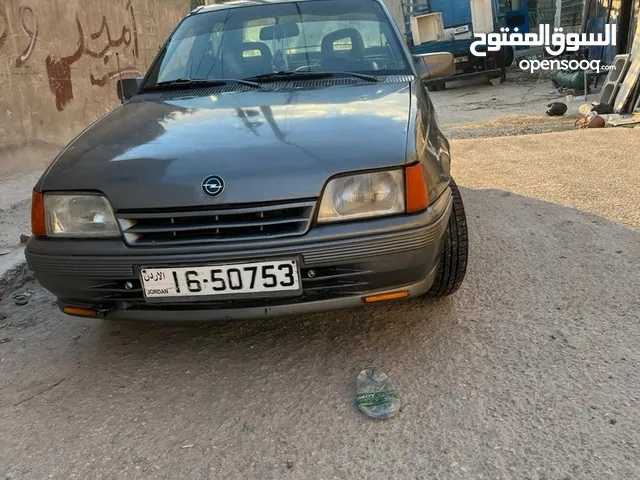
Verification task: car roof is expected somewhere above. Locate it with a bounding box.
[194,0,368,15]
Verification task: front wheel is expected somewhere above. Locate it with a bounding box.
[428,180,469,297]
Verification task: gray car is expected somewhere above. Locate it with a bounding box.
[26,0,468,321]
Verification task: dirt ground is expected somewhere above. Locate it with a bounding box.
[430,76,585,139]
[1,78,639,480]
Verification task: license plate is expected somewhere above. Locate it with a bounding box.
[455,56,469,64]
[140,259,301,300]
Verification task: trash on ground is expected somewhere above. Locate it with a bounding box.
[591,103,613,115]
[578,103,593,116]
[605,113,640,127]
[546,102,568,116]
[13,294,29,306]
[0,248,11,256]
[19,234,31,244]
[576,113,606,129]
[579,102,614,116]
[356,365,401,420]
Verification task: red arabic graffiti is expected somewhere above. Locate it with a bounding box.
[0,5,38,66]
[45,1,140,111]
[128,0,139,59]
[90,66,143,87]
[15,6,38,67]
[0,10,7,52]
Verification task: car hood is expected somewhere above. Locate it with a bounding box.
[42,82,412,210]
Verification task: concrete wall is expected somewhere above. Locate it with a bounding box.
[0,0,188,175]
[382,0,406,36]
[471,0,495,33]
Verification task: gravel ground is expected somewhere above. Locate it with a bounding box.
[1,124,639,479]
[441,115,582,140]
[0,172,41,249]
[430,76,589,139]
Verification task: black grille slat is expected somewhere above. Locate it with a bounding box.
[302,281,369,292]
[302,268,373,283]
[124,232,292,246]
[117,200,315,247]
[117,201,315,219]
[125,216,309,234]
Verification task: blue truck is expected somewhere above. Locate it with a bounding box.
[402,0,532,89]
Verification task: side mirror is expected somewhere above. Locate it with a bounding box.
[413,52,455,81]
[117,77,144,102]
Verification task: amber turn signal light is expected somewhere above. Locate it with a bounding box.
[63,307,98,318]
[31,190,46,236]
[405,163,430,213]
[364,291,410,303]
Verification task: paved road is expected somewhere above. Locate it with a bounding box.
[1,104,639,479]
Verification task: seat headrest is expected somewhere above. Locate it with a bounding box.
[236,42,273,63]
[321,28,365,59]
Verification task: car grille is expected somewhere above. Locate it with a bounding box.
[116,200,316,247]
[66,266,373,304]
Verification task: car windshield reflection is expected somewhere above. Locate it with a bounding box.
[143,0,411,90]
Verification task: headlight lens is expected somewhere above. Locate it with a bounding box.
[318,170,405,223]
[44,194,120,237]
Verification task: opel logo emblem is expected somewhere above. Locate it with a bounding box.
[202,175,225,197]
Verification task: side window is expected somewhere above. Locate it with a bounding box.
[367,24,403,67]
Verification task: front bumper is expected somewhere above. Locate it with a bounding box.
[26,189,452,322]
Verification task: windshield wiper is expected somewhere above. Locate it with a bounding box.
[321,71,379,82]
[243,71,331,82]
[244,71,379,83]
[144,78,262,91]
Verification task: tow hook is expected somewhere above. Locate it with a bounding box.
[95,304,115,317]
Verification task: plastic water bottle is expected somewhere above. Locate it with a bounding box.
[355,365,401,420]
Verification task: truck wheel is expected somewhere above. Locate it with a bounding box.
[428,180,469,297]
[504,46,514,68]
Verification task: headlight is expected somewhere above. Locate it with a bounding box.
[44,194,120,237]
[317,170,405,223]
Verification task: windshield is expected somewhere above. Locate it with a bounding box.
[144,0,411,87]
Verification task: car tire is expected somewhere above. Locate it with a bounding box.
[427,179,468,297]
[504,46,514,68]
